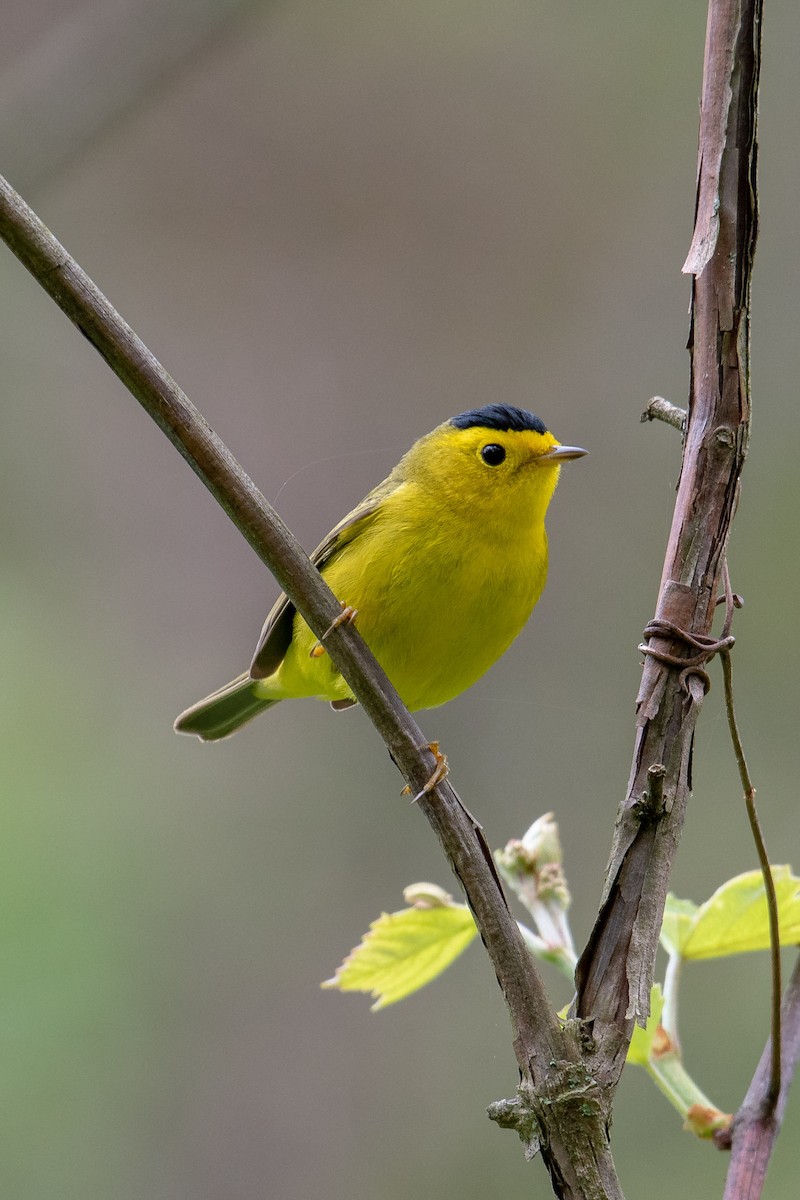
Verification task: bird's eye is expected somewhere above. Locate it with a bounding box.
[480,443,506,467]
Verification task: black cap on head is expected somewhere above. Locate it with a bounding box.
[450,404,548,435]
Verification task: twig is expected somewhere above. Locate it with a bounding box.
[721,648,781,1110]
[0,174,622,1200]
[719,563,782,1114]
[640,396,687,431]
[719,956,800,1200]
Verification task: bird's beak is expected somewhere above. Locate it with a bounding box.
[535,445,588,464]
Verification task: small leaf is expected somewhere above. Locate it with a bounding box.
[662,867,800,960]
[627,985,665,1066]
[322,902,478,1009]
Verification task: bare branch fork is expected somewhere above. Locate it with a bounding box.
[0,2,788,1197]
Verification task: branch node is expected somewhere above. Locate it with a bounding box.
[633,764,667,821]
[488,1062,606,1166]
[487,1094,541,1160]
[714,1125,733,1152]
[713,424,736,450]
[641,396,687,432]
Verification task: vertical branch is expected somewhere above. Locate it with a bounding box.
[575,0,761,1093]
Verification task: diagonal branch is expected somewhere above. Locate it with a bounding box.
[0,174,622,1200]
[575,0,761,1093]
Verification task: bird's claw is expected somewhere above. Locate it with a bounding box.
[309,603,359,658]
[401,742,449,802]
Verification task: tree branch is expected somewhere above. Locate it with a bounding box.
[0,175,622,1199]
[719,955,800,1199]
[575,0,761,1094]
[640,396,687,432]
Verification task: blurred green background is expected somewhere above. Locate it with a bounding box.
[2,1,799,1196]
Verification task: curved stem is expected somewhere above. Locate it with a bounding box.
[720,645,781,1112]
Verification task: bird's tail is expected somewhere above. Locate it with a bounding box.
[174,673,280,741]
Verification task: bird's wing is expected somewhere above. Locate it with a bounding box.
[248,487,390,680]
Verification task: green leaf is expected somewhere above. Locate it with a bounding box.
[661,867,800,960]
[322,902,478,1010]
[627,985,665,1066]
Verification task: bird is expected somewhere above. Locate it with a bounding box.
[174,404,586,741]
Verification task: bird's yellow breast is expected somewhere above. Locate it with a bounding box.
[270,471,550,711]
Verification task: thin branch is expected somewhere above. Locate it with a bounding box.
[640,396,687,431]
[0,175,622,1200]
[719,565,781,1113]
[719,956,800,1200]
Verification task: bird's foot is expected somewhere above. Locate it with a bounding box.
[309,603,359,658]
[401,742,449,802]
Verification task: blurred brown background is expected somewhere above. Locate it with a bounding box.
[2,2,799,1197]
